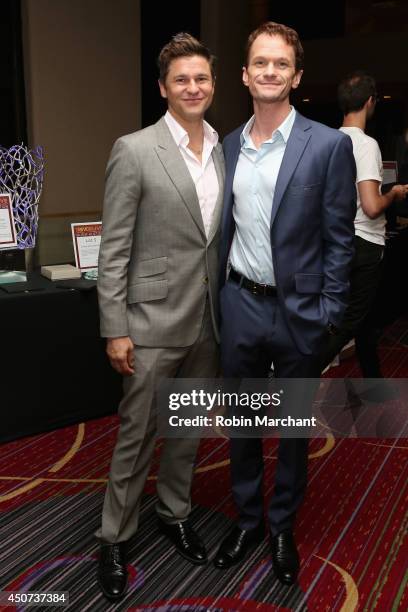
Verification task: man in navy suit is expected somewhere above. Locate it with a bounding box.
[213,22,356,585]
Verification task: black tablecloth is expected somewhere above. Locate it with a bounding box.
[0,272,122,442]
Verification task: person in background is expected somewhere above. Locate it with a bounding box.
[319,71,408,377]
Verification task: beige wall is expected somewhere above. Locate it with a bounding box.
[22,0,141,263]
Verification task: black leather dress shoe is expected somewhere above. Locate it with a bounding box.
[213,524,264,569]
[97,542,128,601]
[270,529,300,585]
[158,518,207,565]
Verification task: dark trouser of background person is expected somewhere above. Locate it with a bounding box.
[354,316,383,378]
[320,235,384,376]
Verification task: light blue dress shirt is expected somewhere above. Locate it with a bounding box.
[229,107,296,285]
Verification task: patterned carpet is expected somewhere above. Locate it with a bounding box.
[0,319,407,611]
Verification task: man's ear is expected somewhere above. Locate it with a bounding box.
[242,66,249,88]
[292,69,303,90]
[158,79,167,99]
[364,96,375,113]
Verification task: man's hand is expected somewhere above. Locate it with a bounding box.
[358,180,408,218]
[106,336,135,376]
[390,183,408,202]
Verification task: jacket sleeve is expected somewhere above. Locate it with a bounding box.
[321,133,357,326]
[97,136,142,338]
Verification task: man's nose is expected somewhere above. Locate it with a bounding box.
[187,79,200,94]
[264,62,276,76]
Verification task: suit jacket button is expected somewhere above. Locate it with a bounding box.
[203,276,208,284]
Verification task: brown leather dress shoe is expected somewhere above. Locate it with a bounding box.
[97,542,128,601]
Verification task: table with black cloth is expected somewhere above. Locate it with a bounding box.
[0,272,122,443]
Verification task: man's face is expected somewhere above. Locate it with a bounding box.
[159,55,214,123]
[243,33,302,104]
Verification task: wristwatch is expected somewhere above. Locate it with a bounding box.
[327,322,339,336]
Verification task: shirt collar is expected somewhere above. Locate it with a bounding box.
[340,126,364,135]
[240,106,296,147]
[164,110,219,148]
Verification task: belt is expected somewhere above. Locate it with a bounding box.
[229,268,277,296]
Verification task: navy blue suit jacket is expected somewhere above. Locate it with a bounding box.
[219,112,357,355]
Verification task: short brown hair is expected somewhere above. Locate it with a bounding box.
[246,21,304,72]
[158,32,215,83]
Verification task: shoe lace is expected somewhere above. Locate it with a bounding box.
[179,523,198,547]
[104,545,125,569]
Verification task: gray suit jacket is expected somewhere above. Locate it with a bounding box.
[98,116,225,346]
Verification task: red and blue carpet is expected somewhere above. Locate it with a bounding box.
[0,319,407,611]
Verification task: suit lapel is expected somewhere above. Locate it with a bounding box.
[270,113,312,228]
[221,129,242,232]
[207,143,225,245]
[154,117,206,238]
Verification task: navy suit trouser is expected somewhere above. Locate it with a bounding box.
[220,278,322,536]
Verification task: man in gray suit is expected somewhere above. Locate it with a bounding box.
[96,33,224,601]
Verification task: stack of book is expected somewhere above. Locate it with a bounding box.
[41,264,82,281]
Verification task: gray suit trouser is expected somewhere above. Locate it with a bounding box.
[96,300,218,543]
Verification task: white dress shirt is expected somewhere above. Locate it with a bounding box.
[229,107,296,285]
[165,111,219,238]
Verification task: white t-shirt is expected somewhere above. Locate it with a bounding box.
[340,126,385,246]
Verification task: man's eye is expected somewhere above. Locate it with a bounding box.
[279,63,289,68]
[175,78,186,84]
